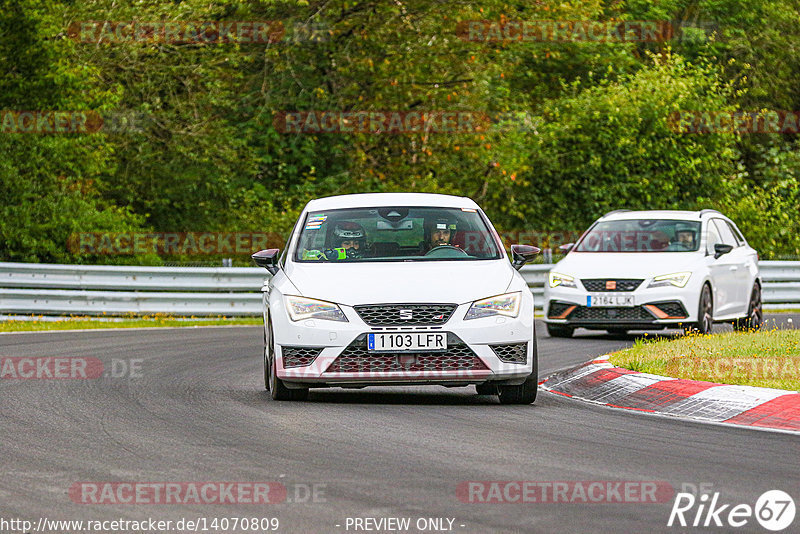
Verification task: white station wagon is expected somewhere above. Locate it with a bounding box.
[252,193,540,403]
[543,209,762,337]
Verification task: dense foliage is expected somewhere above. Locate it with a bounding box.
[1,0,799,263]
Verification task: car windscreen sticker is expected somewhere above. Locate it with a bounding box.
[305,215,326,230]
[306,216,326,229]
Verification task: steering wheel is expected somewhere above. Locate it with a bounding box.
[424,245,469,258]
[666,241,692,251]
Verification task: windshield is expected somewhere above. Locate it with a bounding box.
[574,219,702,253]
[293,207,502,262]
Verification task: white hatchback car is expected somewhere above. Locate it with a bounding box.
[252,193,540,403]
[543,209,762,337]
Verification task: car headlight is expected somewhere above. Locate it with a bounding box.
[284,296,348,322]
[549,272,577,288]
[465,292,521,320]
[648,272,692,288]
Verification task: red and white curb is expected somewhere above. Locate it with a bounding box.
[540,356,800,433]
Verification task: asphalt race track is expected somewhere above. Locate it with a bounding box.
[1,316,798,533]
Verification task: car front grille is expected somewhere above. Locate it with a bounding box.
[581,279,643,292]
[490,343,527,364]
[354,304,457,326]
[281,346,323,368]
[570,306,655,321]
[325,333,488,373]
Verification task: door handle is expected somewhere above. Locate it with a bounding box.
[729,266,738,271]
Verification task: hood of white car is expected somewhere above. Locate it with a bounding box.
[552,252,702,279]
[284,260,516,306]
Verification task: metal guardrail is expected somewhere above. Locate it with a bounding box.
[0,261,797,316]
[0,262,265,291]
[758,261,800,308]
[0,262,267,316]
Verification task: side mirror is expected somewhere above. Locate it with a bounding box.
[558,243,574,254]
[510,244,540,270]
[714,243,733,259]
[252,249,280,275]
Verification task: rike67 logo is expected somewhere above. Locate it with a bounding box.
[668,487,795,531]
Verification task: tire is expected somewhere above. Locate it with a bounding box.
[734,283,764,332]
[498,327,538,405]
[606,328,628,336]
[266,323,309,401]
[546,324,574,338]
[475,382,498,395]
[263,316,269,391]
[685,284,713,335]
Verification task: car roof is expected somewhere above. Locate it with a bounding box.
[600,209,729,222]
[304,192,480,211]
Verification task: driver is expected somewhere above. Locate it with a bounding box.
[332,221,366,258]
[422,217,458,253]
[672,227,696,250]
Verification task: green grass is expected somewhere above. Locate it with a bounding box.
[608,327,800,392]
[0,314,261,332]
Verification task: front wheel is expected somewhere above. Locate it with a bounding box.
[498,330,538,405]
[546,324,574,338]
[734,283,763,331]
[685,284,713,335]
[266,324,309,401]
[263,313,271,390]
[476,382,498,395]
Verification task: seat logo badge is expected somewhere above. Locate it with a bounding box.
[606,280,617,290]
[398,355,417,369]
[399,309,413,320]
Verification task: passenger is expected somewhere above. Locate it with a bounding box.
[300,221,367,260]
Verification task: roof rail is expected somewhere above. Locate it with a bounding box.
[601,209,630,218]
[699,209,722,218]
